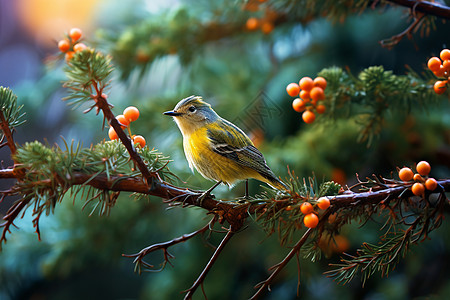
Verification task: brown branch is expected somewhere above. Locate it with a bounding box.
[123,217,216,273]
[93,94,157,183]
[0,112,24,179]
[250,227,314,300]
[0,111,17,155]
[0,168,15,178]
[183,226,235,300]
[386,0,450,19]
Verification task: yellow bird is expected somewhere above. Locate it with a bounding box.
[164,96,286,196]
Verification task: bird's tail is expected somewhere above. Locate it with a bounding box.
[266,176,288,191]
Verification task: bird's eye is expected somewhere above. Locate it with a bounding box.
[188,106,196,112]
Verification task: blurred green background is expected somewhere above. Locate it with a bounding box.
[0,0,449,299]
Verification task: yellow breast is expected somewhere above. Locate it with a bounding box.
[182,127,262,186]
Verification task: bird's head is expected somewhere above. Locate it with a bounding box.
[164,96,219,135]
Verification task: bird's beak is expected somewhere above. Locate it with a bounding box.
[163,110,182,117]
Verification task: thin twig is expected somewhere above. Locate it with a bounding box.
[183,227,235,300]
[123,217,216,273]
[250,228,314,300]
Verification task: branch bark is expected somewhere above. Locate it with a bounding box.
[386,0,450,19]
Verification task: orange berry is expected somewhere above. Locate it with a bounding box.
[108,127,118,140]
[313,76,327,90]
[292,98,306,112]
[65,51,75,62]
[310,86,325,101]
[285,205,292,211]
[123,106,140,122]
[116,114,130,129]
[413,173,424,182]
[434,80,447,94]
[261,21,274,34]
[133,135,146,148]
[300,202,313,214]
[246,17,260,31]
[398,167,414,181]
[69,28,82,42]
[425,178,437,191]
[427,57,442,72]
[303,213,319,228]
[299,77,314,91]
[299,90,310,100]
[286,83,300,97]
[433,65,446,78]
[302,110,316,124]
[442,60,450,72]
[316,104,326,114]
[416,161,431,176]
[411,182,425,196]
[73,43,87,52]
[440,49,450,61]
[58,39,70,52]
[317,197,330,210]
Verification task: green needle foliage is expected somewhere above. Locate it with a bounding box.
[0,87,26,131]
[63,49,114,110]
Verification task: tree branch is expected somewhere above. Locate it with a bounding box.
[250,227,315,300]
[386,0,450,19]
[123,217,216,273]
[183,226,235,300]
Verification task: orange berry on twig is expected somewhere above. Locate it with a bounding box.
[313,77,327,90]
[73,43,87,52]
[440,49,450,61]
[425,178,437,191]
[69,28,82,42]
[246,18,260,31]
[427,57,442,72]
[302,110,316,124]
[310,87,325,102]
[133,135,146,148]
[261,21,274,34]
[292,98,306,112]
[65,51,75,62]
[299,90,310,100]
[411,182,425,196]
[434,80,447,94]
[299,77,314,91]
[123,106,140,122]
[304,213,319,228]
[108,127,118,140]
[399,167,414,181]
[58,39,70,52]
[317,197,330,210]
[116,115,130,129]
[416,161,431,176]
[286,83,300,97]
[300,202,313,214]
[316,104,326,114]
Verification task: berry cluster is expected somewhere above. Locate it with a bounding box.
[427,49,450,94]
[286,197,331,228]
[244,1,277,35]
[398,160,437,196]
[286,76,327,124]
[58,28,88,62]
[108,106,146,148]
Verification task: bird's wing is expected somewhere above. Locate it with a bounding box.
[206,119,278,182]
